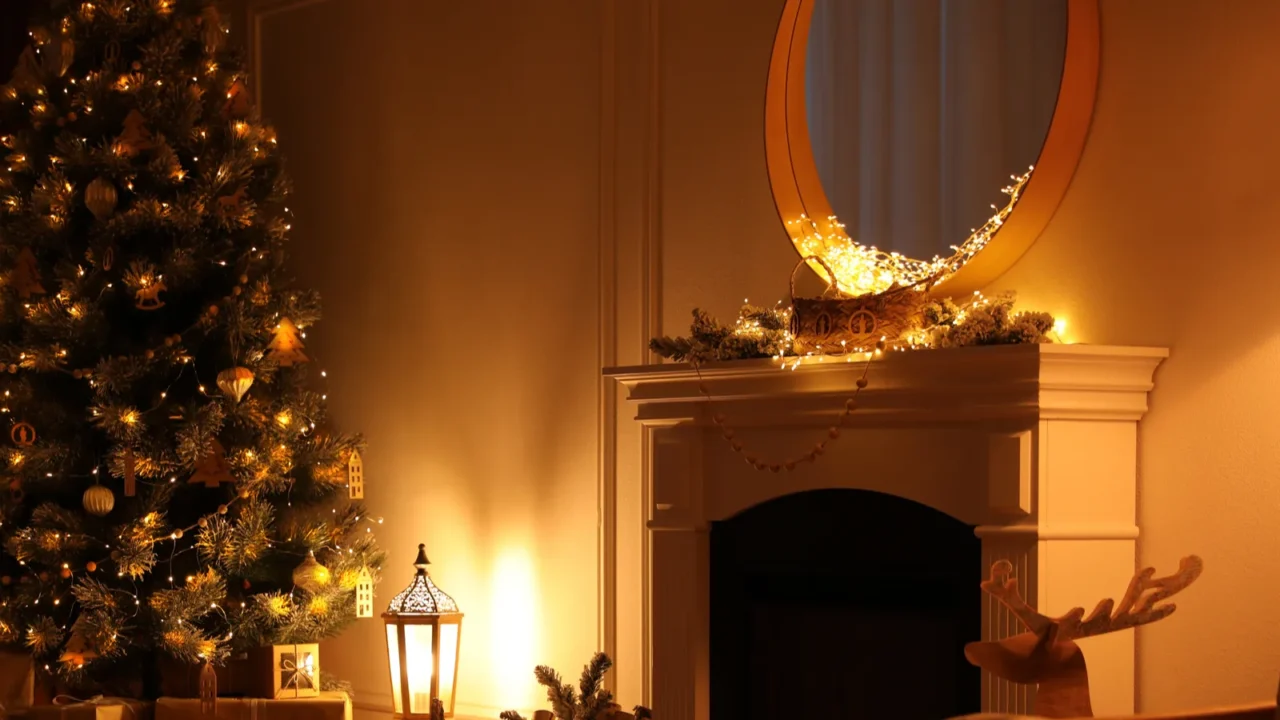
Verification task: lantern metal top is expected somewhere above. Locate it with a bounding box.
[386,543,459,615]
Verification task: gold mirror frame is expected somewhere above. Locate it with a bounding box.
[765,0,1100,297]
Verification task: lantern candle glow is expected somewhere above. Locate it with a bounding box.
[383,543,463,718]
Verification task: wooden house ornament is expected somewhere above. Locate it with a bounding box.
[354,566,374,618]
[347,450,364,499]
[123,446,137,497]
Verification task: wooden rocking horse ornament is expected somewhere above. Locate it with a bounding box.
[966,555,1204,718]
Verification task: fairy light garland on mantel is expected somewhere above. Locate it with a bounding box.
[790,168,1033,297]
[669,288,1064,472]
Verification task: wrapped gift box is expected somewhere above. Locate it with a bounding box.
[25,699,152,720]
[155,693,349,720]
[0,650,35,715]
[245,645,319,700]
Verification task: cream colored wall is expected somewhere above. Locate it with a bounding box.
[992,0,1280,710]
[239,0,1280,714]
[658,0,1280,712]
[242,0,603,717]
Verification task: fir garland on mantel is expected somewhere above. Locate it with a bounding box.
[646,292,1059,473]
[650,292,1057,365]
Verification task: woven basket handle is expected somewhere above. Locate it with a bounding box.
[790,255,842,301]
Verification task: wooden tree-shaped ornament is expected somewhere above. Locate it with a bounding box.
[189,440,236,488]
[223,80,252,119]
[59,632,99,668]
[355,566,374,618]
[115,109,154,157]
[11,247,46,298]
[966,555,1204,718]
[347,449,364,499]
[268,318,308,366]
[7,45,42,95]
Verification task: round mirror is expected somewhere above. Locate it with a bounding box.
[766,0,1099,297]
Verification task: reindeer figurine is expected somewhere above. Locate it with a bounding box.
[966,555,1204,717]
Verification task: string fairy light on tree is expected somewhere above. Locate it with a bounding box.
[0,0,385,692]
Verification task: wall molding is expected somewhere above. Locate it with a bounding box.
[597,0,620,693]
[242,0,334,109]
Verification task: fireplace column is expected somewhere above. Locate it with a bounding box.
[647,424,709,720]
[978,420,1142,716]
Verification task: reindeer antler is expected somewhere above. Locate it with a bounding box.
[1066,555,1203,641]
[981,559,1075,636]
[979,556,1204,642]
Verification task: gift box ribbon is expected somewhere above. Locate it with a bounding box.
[278,654,315,696]
[52,695,142,720]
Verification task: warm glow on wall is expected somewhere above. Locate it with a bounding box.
[489,547,539,712]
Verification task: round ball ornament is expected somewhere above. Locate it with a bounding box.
[84,177,118,222]
[292,552,330,591]
[82,484,115,516]
[216,366,255,403]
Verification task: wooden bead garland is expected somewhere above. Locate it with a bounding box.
[697,341,879,472]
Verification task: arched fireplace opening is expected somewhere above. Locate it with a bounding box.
[709,488,981,720]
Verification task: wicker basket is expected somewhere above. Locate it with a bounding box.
[789,256,929,354]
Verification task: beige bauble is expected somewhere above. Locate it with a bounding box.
[216,366,255,403]
[292,552,330,592]
[82,484,115,517]
[84,177,118,222]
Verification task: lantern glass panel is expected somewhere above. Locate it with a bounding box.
[386,624,403,715]
[439,621,460,709]
[405,623,435,714]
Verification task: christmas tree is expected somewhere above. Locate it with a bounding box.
[0,0,383,694]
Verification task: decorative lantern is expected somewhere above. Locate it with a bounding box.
[383,544,463,719]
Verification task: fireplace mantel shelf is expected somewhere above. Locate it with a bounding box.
[606,343,1169,424]
[604,343,1169,719]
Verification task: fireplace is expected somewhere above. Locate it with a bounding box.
[607,344,1167,719]
[710,489,980,720]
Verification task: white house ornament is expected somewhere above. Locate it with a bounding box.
[347,450,364,499]
[85,177,118,221]
[82,483,115,516]
[217,366,255,403]
[354,566,374,618]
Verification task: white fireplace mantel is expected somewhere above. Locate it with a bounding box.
[605,343,1168,719]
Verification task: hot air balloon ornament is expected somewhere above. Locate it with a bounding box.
[217,366,255,403]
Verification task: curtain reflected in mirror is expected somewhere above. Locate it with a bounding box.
[806,0,1067,260]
